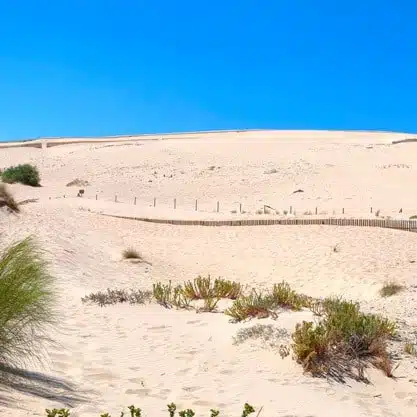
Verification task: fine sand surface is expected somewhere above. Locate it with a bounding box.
[2,130,417,417]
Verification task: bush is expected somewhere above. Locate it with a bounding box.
[182,276,242,301]
[270,281,311,310]
[81,288,152,307]
[380,281,404,297]
[0,183,19,212]
[291,298,396,378]
[0,237,55,367]
[2,164,40,186]
[153,281,191,309]
[224,290,275,321]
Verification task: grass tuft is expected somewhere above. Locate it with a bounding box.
[0,183,20,212]
[379,281,404,297]
[1,164,40,186]
[224,290,275,321]
[0,237,55,367]
[153,281,191,309]
[122,248,142,260]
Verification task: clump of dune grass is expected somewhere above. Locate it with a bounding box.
[0,183,19,213]
[224,290,276,321]
[380,281,404,297]
[153,281,191,309]
[122,248,143,260]
[182,275,242,301]
[81,288,152,307]
[0,237,55,367]
[270,281,311,310]
[2,164,40,187]
[292,297,396,379]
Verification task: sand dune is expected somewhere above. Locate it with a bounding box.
[1,130,417,417]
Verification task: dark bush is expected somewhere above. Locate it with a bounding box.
[2,164,40,186]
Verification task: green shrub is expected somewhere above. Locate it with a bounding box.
[0,183,19,212]
[224,290,275,321]
[153,281,190,309]
[2,164,40,186]
[291,298,396,378]
[270,281,311,310]
[0,237,55,366]
[182,276,242,301]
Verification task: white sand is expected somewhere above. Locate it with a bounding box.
[1,130,417,417]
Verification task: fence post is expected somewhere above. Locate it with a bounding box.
[217,201,220,212]
[342,207,345,214]
[174,198,176,209]
[153,197,156,207]
[96,194,98,200]
[370,207,373,213]
[240,203,242,213]
[134,197,137,205]
[115,195,117,203]
[195,199,198,211]
[315,207,318,215]
[290,205,293,214]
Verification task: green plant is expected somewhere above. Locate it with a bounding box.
[45,409,70,417]
[128,405,142,417]
[122,248,142,260]
[81,288,152,306]
[291,297,396,378]
[153,281,190,309]
[241,403,255,417]
[380,281,404,297]
[199,295,220,312]
[404,342,417,356]
[224,290,275,321]
[2,163,40,186]
[182,276,242,301]
[213,278,242,299]
[410,215,417,219]
[0,183,19,212]
[270,281,310,310]
[0,237,55,367]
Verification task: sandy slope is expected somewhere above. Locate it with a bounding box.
[1,130,417,417]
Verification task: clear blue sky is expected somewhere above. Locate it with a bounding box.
[1,1,416,141]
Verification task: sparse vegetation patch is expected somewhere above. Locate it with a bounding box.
[380,281,404,297]
[0,183,19,212]
[81,288,152,307]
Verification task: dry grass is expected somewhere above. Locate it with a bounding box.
[0,183,20,213]
[81,288,152,307]
[232,324,289,346]
[404,342,417,356]
[380,281,404,297]
[122,248,143,260]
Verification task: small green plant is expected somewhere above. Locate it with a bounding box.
[241,403,255,417]
[224,290,275,321]
[410,215,417,219]
[178,410,195,417]
[404,342,417,356]
[380,281,404,297]
[168,403,177,417]
[128,405,142,417]
[213,278,242,299]
[122,248,142,260]
[46,409,70,417]
[2,163,40,186]
[200,295,220,312]
[0,183,20,212]
[153,281,190,309]
[270,281,310,311]
[81,288,152,306]
[183,275,213,300]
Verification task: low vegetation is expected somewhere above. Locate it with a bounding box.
[233,324,289,347]
[291,297,396,379]
[1,163,40,186]
[122,248,143,260]
[45,403,256,417]
[404,342,417,356]
[81,288,152,307]
[0,237,55,367]
[380,281,404,297]
[0,183,19,212]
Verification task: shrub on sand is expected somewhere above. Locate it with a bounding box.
[0,237,55,367]
[379,281,404,297]
[0,183,19,212]
[153,281,190,309]
[292,297,396,379]
[122,248,143,260]
[182,276,242,301]
[270,281,311,310]
[81,288,152,307]
[2,164,40,186]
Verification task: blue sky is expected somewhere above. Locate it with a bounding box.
[1,1,416,141]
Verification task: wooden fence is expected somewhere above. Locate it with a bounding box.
[100,214,417,232]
